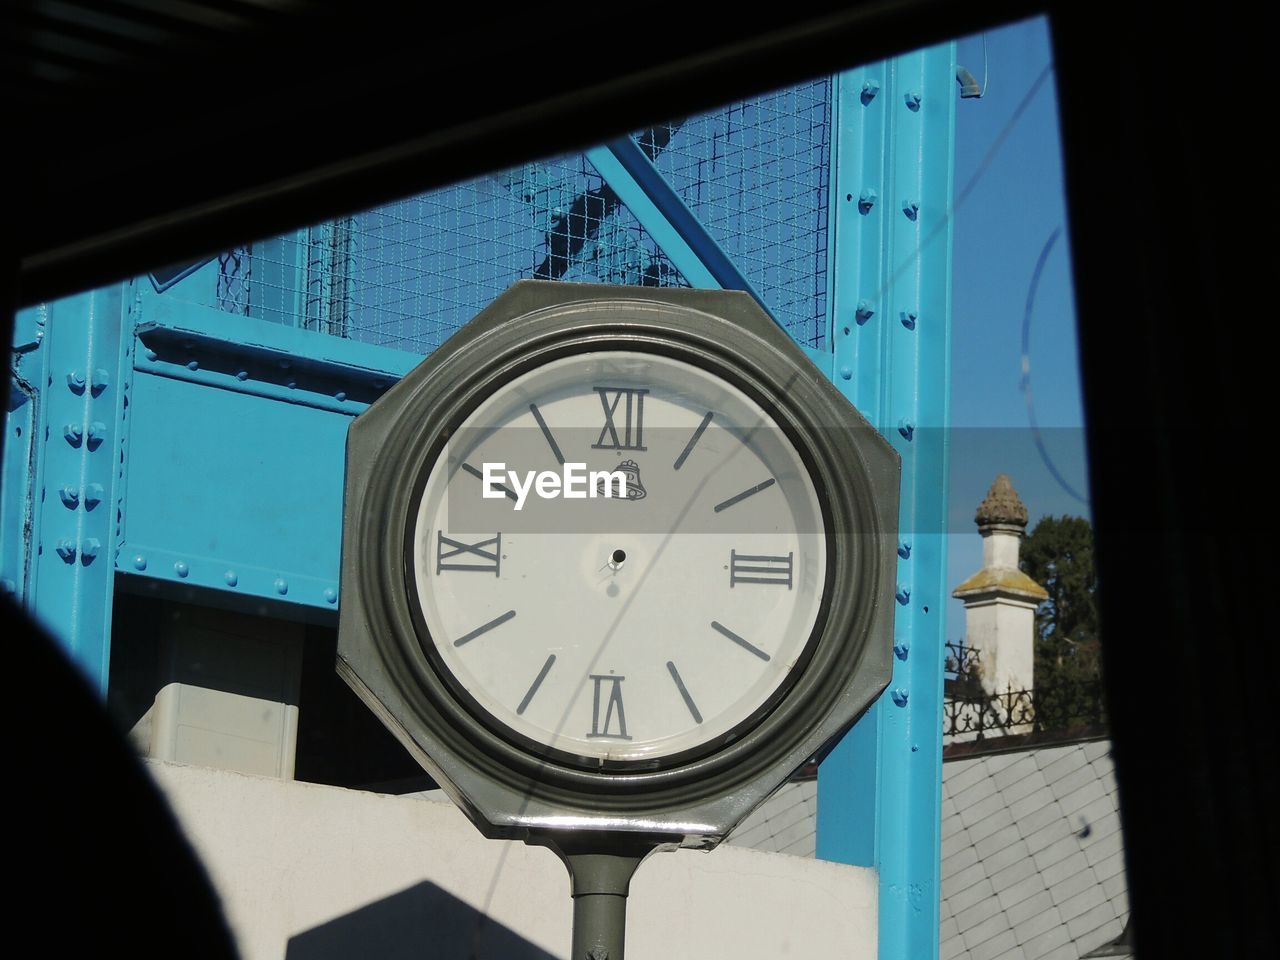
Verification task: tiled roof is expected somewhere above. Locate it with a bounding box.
[724,779,817,857]
[724,739,1130,960]
[941,739,1130,960]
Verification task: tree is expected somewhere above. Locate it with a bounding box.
[1020,515,1101,687]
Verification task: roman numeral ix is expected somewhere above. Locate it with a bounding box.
[436,532,501,576]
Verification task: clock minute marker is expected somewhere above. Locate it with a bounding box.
[517,654,557,715]
[529,403,566,465]
[462,461,518,501]
[453,610,516,647]
[711,620,771,661]
[673,411,714,470]
[713,477,776,513]
[667,661,703,724]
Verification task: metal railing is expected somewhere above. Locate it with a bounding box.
[943,679,1108,741]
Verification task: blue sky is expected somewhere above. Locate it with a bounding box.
[946,16,1091,640]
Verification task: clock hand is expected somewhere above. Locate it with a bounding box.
[461,461,518,501]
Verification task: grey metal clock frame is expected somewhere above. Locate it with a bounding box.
[337,280,900,851]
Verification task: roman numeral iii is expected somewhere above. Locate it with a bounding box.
[729,549,793,589]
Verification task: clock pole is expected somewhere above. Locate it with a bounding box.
[531,831,663,960]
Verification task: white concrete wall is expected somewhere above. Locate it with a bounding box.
[148,760,877,960]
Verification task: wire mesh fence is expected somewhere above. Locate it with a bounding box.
[643,78,832,349]
[214,79,833,354]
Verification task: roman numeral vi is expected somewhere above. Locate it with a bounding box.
[586,674,631,740]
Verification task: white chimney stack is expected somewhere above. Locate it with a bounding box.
[952,474,1048,695]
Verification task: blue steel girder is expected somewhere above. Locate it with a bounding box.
[118,289,420,613]
[17,285,136,691]
[590,138,772,314]
[816,45,955,960]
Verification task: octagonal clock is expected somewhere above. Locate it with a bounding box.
[337,281,899,848]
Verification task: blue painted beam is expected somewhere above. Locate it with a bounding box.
[140,294,423,383]
[817,45,955,960]
[588,137,774,321]
[116,291,429,612]
[585,145,719,292]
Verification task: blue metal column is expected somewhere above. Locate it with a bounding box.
[817,45,955,960]
[15,284,135,691]
[2,308,46,602]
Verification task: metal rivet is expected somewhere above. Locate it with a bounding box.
[144,349,158,361]
[905,90,921,111]
[236,370,250,381]
[174,560,189,578]
[894,642,909,661]
[84,483,104,508]
[59,485,80,508]
[66,370,86,393]
[898,419,915,441]
[895,586,911,605]
[891,688,909,707]
[274,578,289,596]
[901,200,919,221]
[63,423,84,446]
[900,311,918,331]
[224,570,238,587]
[87,422,106,449]
[133,554,147,571]
[334,391,346,402]
[186,360,200,371]
[897,542,911,559]
[324,587,338,604]
[860,79,880,104]
[858,187,877,214]
[286,380,297,389]
[81,538,101,563]
[840,367,852,381]
[855,301,875,325]
[91,369,110,395]
[55,540,77,562]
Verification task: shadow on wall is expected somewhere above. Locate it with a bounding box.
[286,881,556,960]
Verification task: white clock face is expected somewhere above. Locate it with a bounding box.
[409,351,828,766]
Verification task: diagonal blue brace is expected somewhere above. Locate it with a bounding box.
[586,138,774,323]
